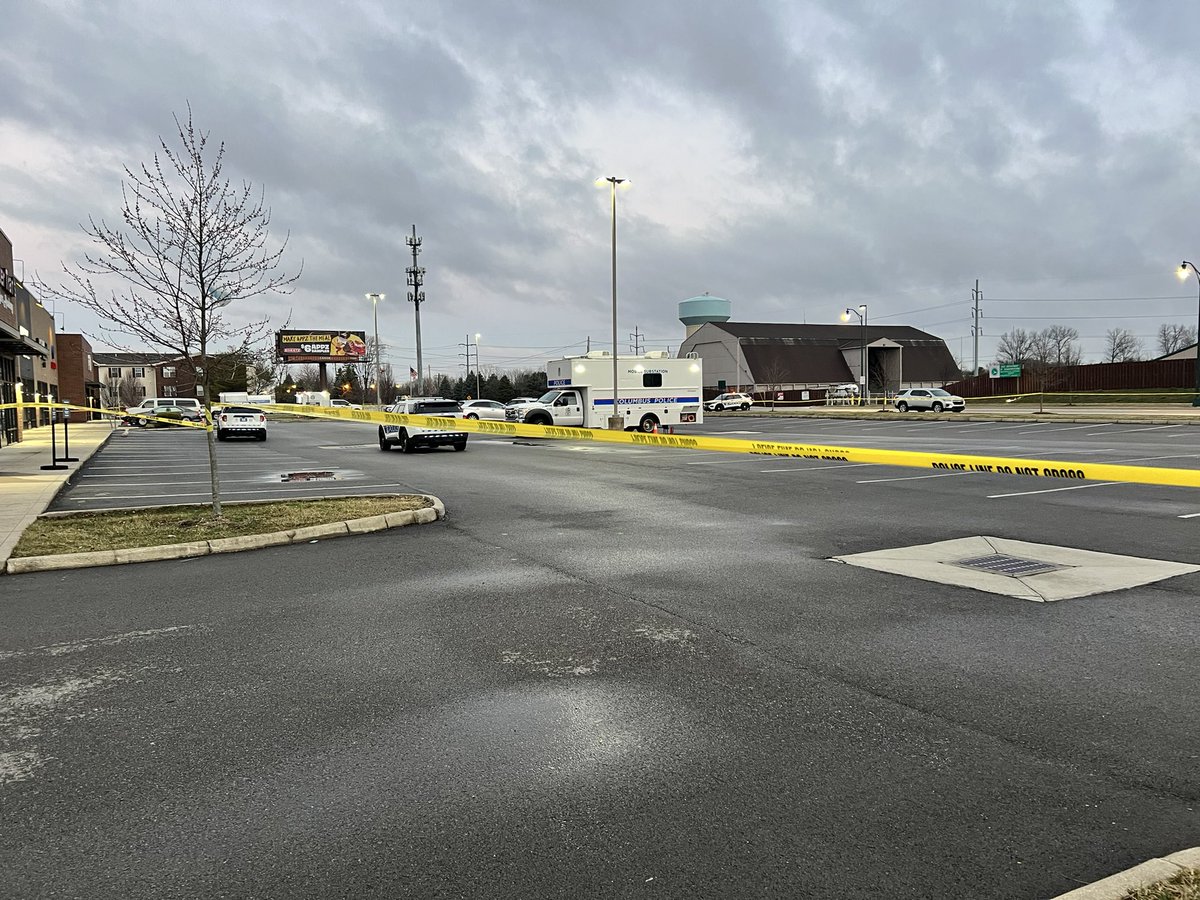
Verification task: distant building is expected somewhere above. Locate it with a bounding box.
[1157,343,1197,361]
[678,317,960,398]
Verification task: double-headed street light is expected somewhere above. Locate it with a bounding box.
[597,176,631,430]
[1175,262,1200,407]
[841,304,868,404]
[366,292,385,407]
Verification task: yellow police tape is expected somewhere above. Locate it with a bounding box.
[3,401,1198,489]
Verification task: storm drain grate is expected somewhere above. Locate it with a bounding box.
[952,553,1068,578]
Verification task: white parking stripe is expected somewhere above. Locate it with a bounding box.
[1024,423,1115,434]
[1104,425,1185,434]
[1106,454,1200,464]
[1179,512,1200,519]
[759,463,875,473]
[857,471,979,484]
[987,482,1123,498]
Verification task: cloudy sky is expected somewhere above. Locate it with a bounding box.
[4,0,1199,376]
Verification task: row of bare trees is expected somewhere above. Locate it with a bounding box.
[995,323,1196,367]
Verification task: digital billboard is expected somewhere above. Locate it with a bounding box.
[276,329,369,363]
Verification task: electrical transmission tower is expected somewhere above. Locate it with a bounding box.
[406,225,426,394]
[629,325,644,355]
[971,279,983,374]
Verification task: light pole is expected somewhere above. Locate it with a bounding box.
[366,292,385,407]
[597,176,631,429]
[1176,262,1200,407]
[841,304,868,404]
[474,333,482,399]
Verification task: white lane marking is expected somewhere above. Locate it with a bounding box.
[857,471,979,484]
[1107,454,1200,464]
[687,456,772,466]
[1023,423,1116,434]
[759,463,875,473]
[1105,425,1185,434]
[987,482,1123,498]
[0,625,203,661]
[1179,512,1200,519]
[974,421,1053,431]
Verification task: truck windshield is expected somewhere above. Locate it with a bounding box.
[537,391,561,404]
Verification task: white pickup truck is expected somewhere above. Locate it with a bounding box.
[378,397,468,453]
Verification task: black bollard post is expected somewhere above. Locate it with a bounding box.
[57,400,79,462]
[40,404,69,471]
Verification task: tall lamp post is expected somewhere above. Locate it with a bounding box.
[366,292,385,407]
[1176,262,1200,407]
[597,176,631,430]
[841,304,868,404]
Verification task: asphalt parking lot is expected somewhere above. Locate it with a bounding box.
[7,412,1198,899]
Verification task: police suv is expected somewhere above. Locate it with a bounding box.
[378,398,469,453]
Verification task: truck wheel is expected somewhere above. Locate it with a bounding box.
[638,415,659,433]
[526,412,552,427]
[453,442,467,452]
[932,401,944,413]
[217,430,227,442]
[378,428,392,451]
[136,417,148,427]
[896,402,908,412]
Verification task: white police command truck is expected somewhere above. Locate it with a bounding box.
[506,351,703,433]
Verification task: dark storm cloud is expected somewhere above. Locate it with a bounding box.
[4,0,1200,365]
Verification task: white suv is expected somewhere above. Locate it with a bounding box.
[893,388,966,413]
[379,398,469,453]
[704,392,754,411]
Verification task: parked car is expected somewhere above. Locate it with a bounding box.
[704,392,754,411]
[506,397,538,408]
[460,399,508,421]
[147,405,187,427]
[893,388,966,413]
[123,397,204,425]
[330,399,363,410]
[215,406,268,441]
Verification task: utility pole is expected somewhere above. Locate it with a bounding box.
[459,335,480,397]
[629,326,644,355]
[406,225,426,395]
[971,279,983,375]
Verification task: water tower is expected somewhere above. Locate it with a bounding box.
[678,294,732,339]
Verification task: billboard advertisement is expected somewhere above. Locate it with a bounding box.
[276,329,369,363]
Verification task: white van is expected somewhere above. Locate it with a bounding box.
[123,397,204,425]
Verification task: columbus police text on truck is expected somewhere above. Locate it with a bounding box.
[506,351,703,432]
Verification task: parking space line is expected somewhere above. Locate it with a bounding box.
[987,482,1123,499]
[1104,425,1185,435]
[1106,454,1200,464]
[1023,423,1115,434]
[759,463,875,473]
[857,471,979,484]
[1179,512,1200,519]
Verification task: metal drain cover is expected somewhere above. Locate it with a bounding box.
[953,553,1067,578]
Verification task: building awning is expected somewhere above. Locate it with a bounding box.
[0,320,50,357]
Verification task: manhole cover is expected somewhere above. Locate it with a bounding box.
[952,553,1067,577]
[281,470,339,483]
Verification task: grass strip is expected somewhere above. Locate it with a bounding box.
[13,496,432,558]
[1122,867,1200,900]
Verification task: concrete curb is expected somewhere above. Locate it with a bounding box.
[712,409,1200,426]
[4,498,445,575]
[1050,847,1200,899]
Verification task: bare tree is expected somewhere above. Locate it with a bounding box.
[1103,328,1143,363]
[995,328,1036,364]
[1032,325,1082,366]
[105,375,142,409]
[1157,323,1198,356]
[36,108,300,517]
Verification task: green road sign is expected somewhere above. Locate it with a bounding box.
[989,364,1022,378]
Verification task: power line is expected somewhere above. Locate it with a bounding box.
[985,294,1193,302]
